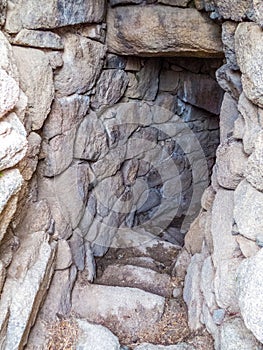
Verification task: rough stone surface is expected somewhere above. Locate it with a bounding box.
[55,240,72,270]
[254,0,263,27]
[107,6,223,58]
[219,92,239,142]
[19,131,41,181]
[13,46,54,131]
[134,344,195,350]
[0,31,18,79]
[54,34,106,97]
[0,168,23,217]
[5,0,106,33]
[237,250,263,344]
[0,234,57,350]
[76,319,120,350]
[72,283,165,338]
[234,180,263,241]
[222,21,239,70]
[235,23,263,108]
[245,130,263,192]
[216,64,242,100]
[236,235,260,259]
[13,29,63,49]
[210,0,253,21]
[0,68,19,119]
[215,139,247,190]
[97,264,173,297]
[0,113,27,171]
[91,69,129,110]
[220,318,263,350]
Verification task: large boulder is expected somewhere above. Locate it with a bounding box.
[5,0,106,33]
[235,23,263,108]
[107,6,223,58]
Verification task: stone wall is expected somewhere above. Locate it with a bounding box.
[181,1,263,349]
[0,0,262,349]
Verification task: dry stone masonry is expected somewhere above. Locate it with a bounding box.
[0,0,263,349]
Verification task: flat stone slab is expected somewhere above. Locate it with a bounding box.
[107,6,223,58]
[96,264,173,297]
[72,283,165,339]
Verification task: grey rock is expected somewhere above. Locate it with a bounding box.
[159,70,180,93]
[134,344,194,350]
[236,235,260,258]
[107,6,223,58]
[13,29,63,49]
[183,253,205,331]
[105,54,127,69]
[201,256,216,310]
[0,233,57,350]
[254,0,263,27]
[0,168,22,217]
[0,113,27,171]
[234,180,263,241]
[212,309,225,325]
[91,69,129,110]
[55,240,72,270]
[211,0,253,21]
[158,0,190,6]
[222,21,239,70]
[238,93,263,155]
[13,46,54,131]
[5,0,106,33]
[19,131,41,181]
[237,249,263,344]
[74,111,108,161]
[235,23,263,108]
[172,249,191,279]
[201,186,216,211]
[76,319,121,350]
[72,283,165,339]
[0,69,19,119]
[97,264,173,297]
[54,33,106,97]
[245,130,263,192]
[0,31,18,79]
[125,59,161,101]
[216,64,242,101]
[215,139,247,190]
[219,92,239,142]
[219,318,263,350]
[0,0,6,26]
[78,24,106,43]
[69,229,85,271]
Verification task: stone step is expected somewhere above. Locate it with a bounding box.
[96,264,174,297]
[71,282,165,341]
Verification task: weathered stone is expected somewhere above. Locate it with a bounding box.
[125,59,161,101]
[235,23,263,108]
[76,319,121,350]
[107,6,223,58]
[183,253,205,331]
[0,168,23,216]
[0,261,6,293]
[5,0,106,33]
[172,249,191,279]
[234,180,263,241]
[104,54,127,70]
[236,235,260,258]
[0,113,27,171]
[55,240,72,270]
[13,46,54,131]
[0,0,6,26]
[0,31,18,79]
[211,0,253,21]
[74,111,108,162]
[19,132,41,181]
[184,211,206,255]
[13,29,63,49]
[14,199,52,238]
[219,93,239,142]
[220,318,263,350]
[91,69,129,110]
[0,233,57,349]
[43,95,90,176]
[222,21,239,70]
[201,186,216,211]
[211,189,239,266]
[158,0,190,6]
[215,139,247,190]
[159,70,180,93]
[54,34,106,97]
[134,344,195,350]
[72,283,165,338]
[245,131,263,192]
[238,93,263,155]
[178,72,224,114]
[69,229,85,271]
[237,249,263,344]
[14,89,28,124]
[201,304,219,341]
[253,0,263,27]
[78,24,106,43]
[0,68,19,119]
[216,64,242,101]
[0,196,18,249]
[214,258,243,313]
[97,264,173,297]
[201,256,216,310]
